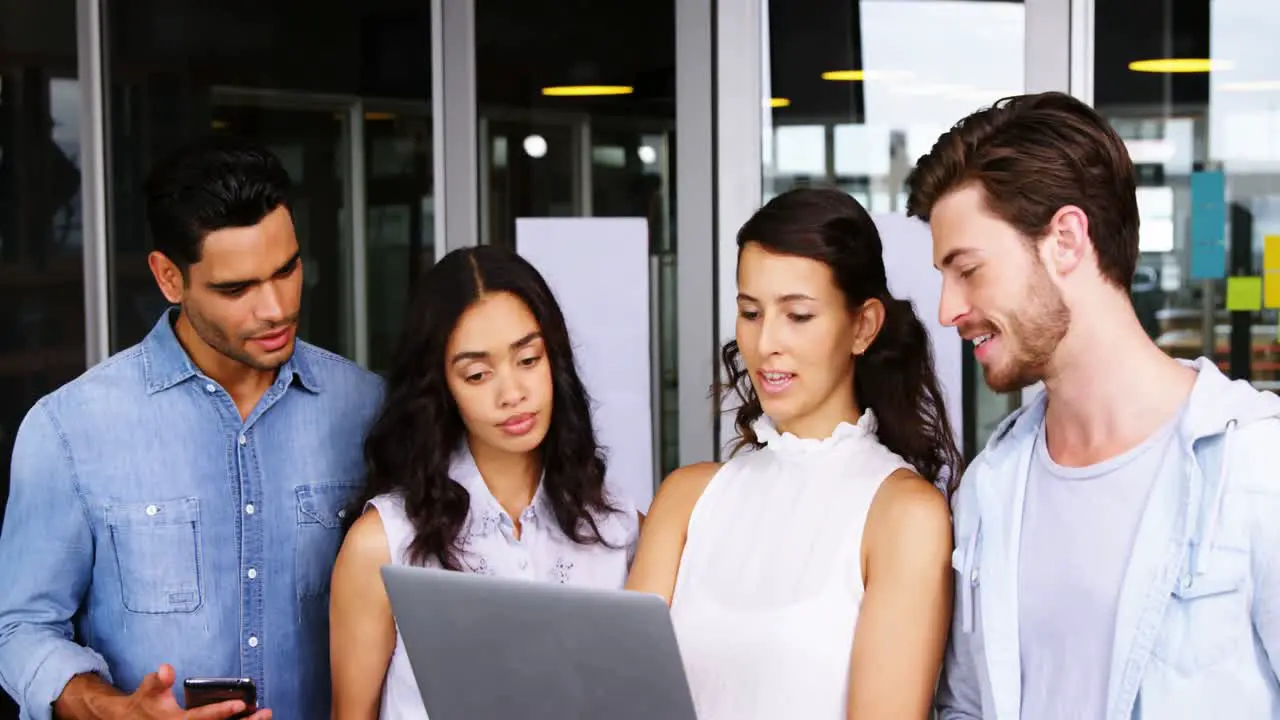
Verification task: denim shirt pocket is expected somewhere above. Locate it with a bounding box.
[1151,547,1252,674]
[104,497,203,614]
[295,482,357,600]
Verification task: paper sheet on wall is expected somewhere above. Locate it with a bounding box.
[1189,170,1227,280]
[1263,236,1280,309]
[516,217,655,512]
[1226,276,1262,311]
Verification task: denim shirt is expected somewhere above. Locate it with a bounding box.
[0,310,383,720]
[936,358,1280,719]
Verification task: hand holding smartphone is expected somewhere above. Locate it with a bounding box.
[184,678,258,720]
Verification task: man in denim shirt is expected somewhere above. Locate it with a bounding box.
[908,92,1280,718]
[0,137,383,720]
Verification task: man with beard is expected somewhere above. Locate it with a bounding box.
[0,136,382,720]
[907,91,1280,719]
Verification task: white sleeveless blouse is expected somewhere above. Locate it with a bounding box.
[669,410,911,720]
[367,446,640,720]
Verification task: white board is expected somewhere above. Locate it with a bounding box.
[873,212,964,443]
[516,218,655,512]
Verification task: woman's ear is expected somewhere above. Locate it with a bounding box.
[852,298,886,356]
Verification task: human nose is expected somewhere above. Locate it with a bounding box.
[755,312,785,357]
[938,276,970,328]
[256,283,286,323]
[495,369,527,408]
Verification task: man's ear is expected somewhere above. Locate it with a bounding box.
[1043,204,1090,278]
[148,251,186,304]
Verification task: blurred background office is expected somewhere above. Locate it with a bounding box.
[1,0,1275,712]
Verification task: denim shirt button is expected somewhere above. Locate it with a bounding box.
[247,568,257,579]
[245,503,255,515]
[145,504,158,516]
[248,635,259,648]
[204,383,216,393]
[238,434,247,446]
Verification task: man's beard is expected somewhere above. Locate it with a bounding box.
[982,267,1070,393]
[186,304,297,372]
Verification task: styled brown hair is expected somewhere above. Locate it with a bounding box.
[904,91,1140,290]
[721,188,964,493]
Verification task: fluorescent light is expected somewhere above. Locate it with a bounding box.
[1128,58,1232,73]
[541,85,634,97]
[821,70,865,82]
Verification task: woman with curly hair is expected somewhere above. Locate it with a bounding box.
[329,245,640,720]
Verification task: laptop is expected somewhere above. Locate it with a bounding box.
[380,564,699,720]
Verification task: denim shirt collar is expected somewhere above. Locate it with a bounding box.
[141,307,321,395]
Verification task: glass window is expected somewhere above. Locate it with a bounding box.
[763,0,1026,456]
[104,0,433,368]
[476,1,679,477]
[0,2,84,714]
[1095,0,1280,392]
[365,108,435,373]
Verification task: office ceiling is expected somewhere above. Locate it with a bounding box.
[1,0,1237,121]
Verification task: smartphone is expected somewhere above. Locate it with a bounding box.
[183,677,257,719]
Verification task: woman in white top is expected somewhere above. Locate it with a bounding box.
[628,187,961,719]
[330,246,640,720]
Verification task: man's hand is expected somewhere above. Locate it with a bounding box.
[125,665,271,719]
[54,665,271,720]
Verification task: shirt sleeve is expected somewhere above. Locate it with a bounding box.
[1252,454,1280,685]
[934,482,984,719]
[0,401,113,720]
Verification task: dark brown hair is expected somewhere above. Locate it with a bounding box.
[904,91,1139,290]
[721,188,964,493]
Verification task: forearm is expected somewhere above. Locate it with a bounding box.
[51,673,125,720]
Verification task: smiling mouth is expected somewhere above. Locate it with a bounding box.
[757,370,796,394]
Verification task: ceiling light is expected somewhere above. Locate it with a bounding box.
[541,85,634,97]
[1128,58,1232,73]
[523,134,547,158]
[821,70,865,82]
[769,97,791,108]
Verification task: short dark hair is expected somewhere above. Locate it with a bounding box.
[144,135,292,271]
[905,91,1139,290]
[721,187,963,493]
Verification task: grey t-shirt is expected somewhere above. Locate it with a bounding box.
[1017,412,1181,719]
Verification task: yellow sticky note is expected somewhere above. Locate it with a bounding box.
[1226,276,1263,311]
[1267,270,1280,308]
[1266,236,1280,271]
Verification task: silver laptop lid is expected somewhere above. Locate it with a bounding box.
[380,564,698,720]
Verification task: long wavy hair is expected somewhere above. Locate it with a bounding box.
[354,246,619,569]
[720,187,964,493]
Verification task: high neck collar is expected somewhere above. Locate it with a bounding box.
[751,410,879,456]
